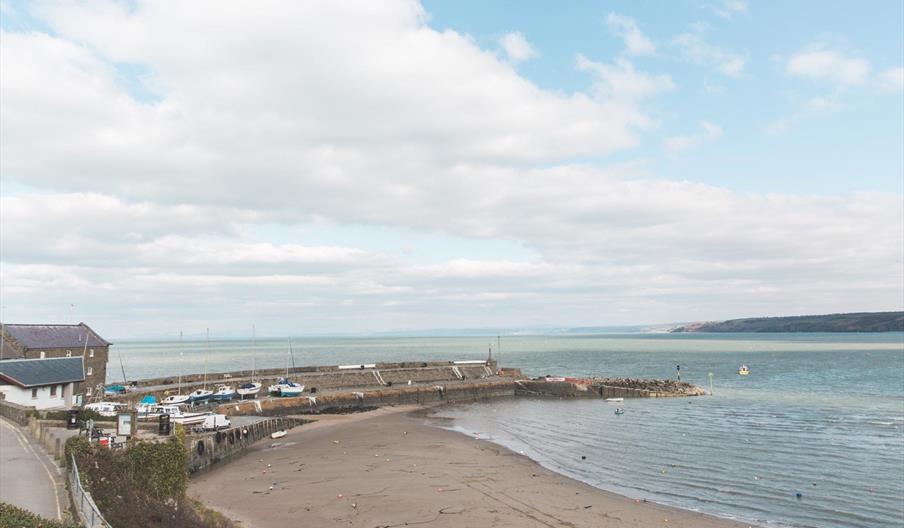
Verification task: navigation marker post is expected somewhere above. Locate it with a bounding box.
[708,372,714,395]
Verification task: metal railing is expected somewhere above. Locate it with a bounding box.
[69,455,111,528]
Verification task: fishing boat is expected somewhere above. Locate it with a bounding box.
[211,384,236,402]
[84,401,127,417]
[738,364,750,376]
[237,325,262,399]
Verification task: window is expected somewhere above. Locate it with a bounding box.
[86,367,93,376]
[50,385,57,396]
[39,351,46,359]
[66,350,72,357]
[89,349,95,358]
[31,388,37,399]
[86,387,93,397]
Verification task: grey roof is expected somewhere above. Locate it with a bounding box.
[0,357,85,388]
[2,323,111,349]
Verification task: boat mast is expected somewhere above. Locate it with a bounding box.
[251,324,256,383]
[178,331,183,395]
[204,328,209,390]
[285,338,290,378]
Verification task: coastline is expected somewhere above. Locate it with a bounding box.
[189,405,757,527]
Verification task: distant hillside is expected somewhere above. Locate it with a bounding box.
[670,311,904,333]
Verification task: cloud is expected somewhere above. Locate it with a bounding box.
[876,66,904,91]
[606,13,656,56]
[709,0,748,19]
[785,46,870,85]
[665,121,723,151]
[576,55,674,102]
[672,24,746,77]
[0,1,901,335]
[499,31,538,63]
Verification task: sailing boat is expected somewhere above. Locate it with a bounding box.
[188,329,213,404]
[269,338,304,397]
[162,331,190,405]
[237,324,262,399]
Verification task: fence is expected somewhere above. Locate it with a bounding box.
[69,455,111,528]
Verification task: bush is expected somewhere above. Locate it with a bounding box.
[0,502,77,528]
[63,435,93,468]
[44,408,114,422]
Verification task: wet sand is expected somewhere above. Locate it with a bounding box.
[190,406,755,527]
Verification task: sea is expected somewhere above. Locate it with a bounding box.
[111,332,904,528]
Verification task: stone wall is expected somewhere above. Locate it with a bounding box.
[0,398,34,425]
[185,416,307,474]
[216,379,516,417]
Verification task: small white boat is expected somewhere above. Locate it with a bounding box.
[271,430,287,439]
[605,397,624,403]
[211,384,236,402]
[162,393,190,405]
[237,382,262,399]
[84,401,127,417]
[738,364,750,376]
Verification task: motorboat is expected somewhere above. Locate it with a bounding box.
[211,384,236,402]
[605,397,624,403]
[188,388,213,404]
[738,364,750,376]
[614,408,625,416]
[84,401,127,417]
[103,384,129,396]
[135,396,158,418]
[237,382,262,399]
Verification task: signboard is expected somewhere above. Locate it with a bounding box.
[116,412,135,437]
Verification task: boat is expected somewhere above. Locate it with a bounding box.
[103,384,129,396]
[605,397,624,403]
[269,339,304,397]
[614,408,625,415]
[161,331,191,406]
[211,384,236,402]
[271,430,287,439]
[738,364,750,376]
[84,401,127,417]
[136,396,158,418]
[237,382,262,399]
[188,388,213,403]
[162,393,190,405]
[237,325,262,399]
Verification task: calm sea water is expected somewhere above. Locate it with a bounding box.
[111,333,904,527]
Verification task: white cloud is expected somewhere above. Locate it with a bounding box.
[876,66,904,92]
[665,121,723,151]
[672,24,746,77]
[709,0,748,19]
[0,1,900,335]
[606,13,656,56]
[499,31,538,63]
[785,46,870,85]
[576,55,674,102]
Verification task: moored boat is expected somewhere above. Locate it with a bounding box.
[738,364,750,376]
[237,382,262,399]
[211,384,236,402]
[605,397,624,402]
[188,388,213,403]
[84,401,127,417]
[162,393,190,405]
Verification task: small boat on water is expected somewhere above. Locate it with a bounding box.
[211,384,236,402]
[605,397,624,403]
[738,364,750,376]
[237,382,262,399]
[614,408,625,416]
[271,430,287,439]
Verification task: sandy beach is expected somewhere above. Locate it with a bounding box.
[190,406,755,528]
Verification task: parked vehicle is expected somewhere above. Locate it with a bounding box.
[201,414,231,431]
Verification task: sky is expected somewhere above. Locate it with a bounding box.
[0,0,902,338]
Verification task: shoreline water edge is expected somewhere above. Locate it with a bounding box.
[190,405,758,528]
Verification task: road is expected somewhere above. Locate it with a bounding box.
[0,417,64,520]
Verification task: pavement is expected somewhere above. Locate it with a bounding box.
[0,417,66,520]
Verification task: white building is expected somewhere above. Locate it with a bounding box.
[0,357,85,410]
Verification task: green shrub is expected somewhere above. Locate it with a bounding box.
[0,502,77,528]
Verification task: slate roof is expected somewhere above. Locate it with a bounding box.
[0,357,85,388]
[1,323,111,349]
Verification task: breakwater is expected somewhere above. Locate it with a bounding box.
[186,416,308,474]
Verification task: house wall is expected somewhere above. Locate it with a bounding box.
[20,346,108,398]
[0,382,73,410]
